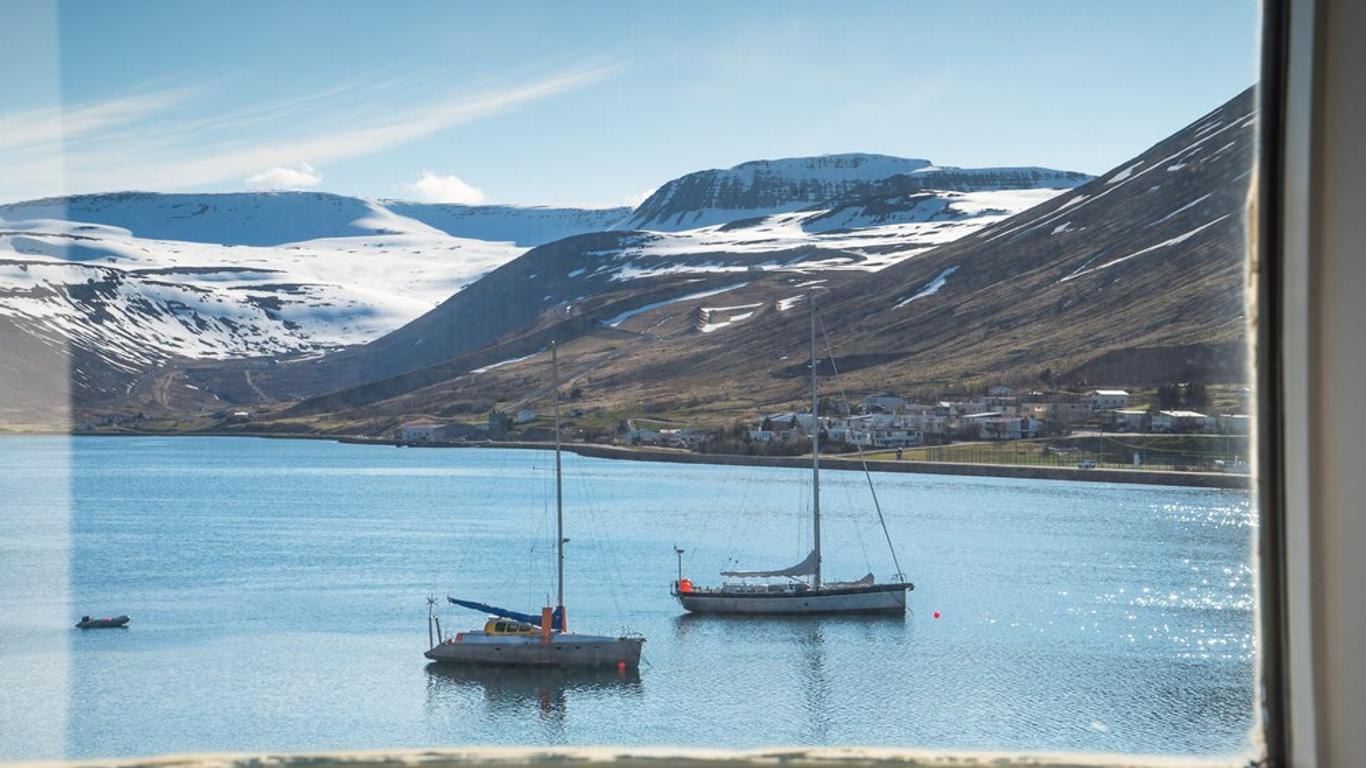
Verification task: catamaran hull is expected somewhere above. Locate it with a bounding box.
[425,636,643,669]
[676,584,910,615]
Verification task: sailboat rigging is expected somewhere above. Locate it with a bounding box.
[425,341,645,668]
[671,293,915,615]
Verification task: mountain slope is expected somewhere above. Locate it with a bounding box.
[2,153,1091,420]
[247,87,1256,433]
[805,86,1258,390]
[0,193,641,413]
[199,183,1075,405]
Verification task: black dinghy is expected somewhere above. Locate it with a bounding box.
[76,615,129,629]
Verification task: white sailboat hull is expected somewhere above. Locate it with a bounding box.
[425,632,644,668]
[675,583,910,615]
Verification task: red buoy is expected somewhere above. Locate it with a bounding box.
[932,610,941,619]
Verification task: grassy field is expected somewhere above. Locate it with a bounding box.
[860,433,1250,472]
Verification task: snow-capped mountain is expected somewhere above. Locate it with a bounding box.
[223,183,1075,402]
[0,193,630,397]
[260,87,1256,432]
[0,192,431,247]
[0,192,630,248]
[0,153,1091,414]
[623,153,1090,231]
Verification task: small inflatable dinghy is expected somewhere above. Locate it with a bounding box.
[76,615,129,629]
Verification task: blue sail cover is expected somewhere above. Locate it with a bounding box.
[448,597,564,630]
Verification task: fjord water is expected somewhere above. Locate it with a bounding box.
[0,436,1256,759]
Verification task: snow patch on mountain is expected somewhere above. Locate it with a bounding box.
[590,187,1065,283]
[603,282,748,328]
[894,266,959,308]
[1060,215,1231,283]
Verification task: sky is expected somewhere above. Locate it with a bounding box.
[2,0,1260,207]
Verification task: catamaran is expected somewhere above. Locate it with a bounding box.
[425,342,645,669]
[671,294,914,615]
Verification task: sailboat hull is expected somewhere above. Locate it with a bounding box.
[425,633,644,669]
[675,583,911,615]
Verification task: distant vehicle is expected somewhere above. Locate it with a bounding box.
[76,615,129,629]
[1078,459,1098,469]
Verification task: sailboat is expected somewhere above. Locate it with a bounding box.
[672,294,914,615]
[425,342,645,668]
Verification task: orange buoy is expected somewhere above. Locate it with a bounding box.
[678,578,693,593]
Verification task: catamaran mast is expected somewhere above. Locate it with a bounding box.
[809,293,822,590]
[552,341,565,611]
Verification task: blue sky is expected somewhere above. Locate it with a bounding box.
[3,1,1259,206]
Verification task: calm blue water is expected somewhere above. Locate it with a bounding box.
[0,436,1257,760]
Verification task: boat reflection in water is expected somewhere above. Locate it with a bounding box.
[672,613,910,742]
[424,662,642,722]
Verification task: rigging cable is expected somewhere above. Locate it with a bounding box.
[817,313,907,582]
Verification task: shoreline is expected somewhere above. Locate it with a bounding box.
[51,430,1251,490]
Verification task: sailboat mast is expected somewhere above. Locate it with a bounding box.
[809,293,822,590]
[552,341,565,610]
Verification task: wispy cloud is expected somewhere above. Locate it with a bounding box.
[0,86,202,152]
[0,62,621,203]
[245,163,322,190]
[405,171,485,204]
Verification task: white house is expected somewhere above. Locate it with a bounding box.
[396,422,442,442]
[830,414,924,448]
[1152,410,1211,433]
[977,416,1042,441]
[1089,389,1131,411]
[1027,401,1095,425]
[1108,408,1150,432]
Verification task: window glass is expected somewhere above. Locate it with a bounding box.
[0,1,1264,764]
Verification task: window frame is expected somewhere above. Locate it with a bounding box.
[14,0,1330,765]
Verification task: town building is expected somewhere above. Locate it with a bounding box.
[826,414,924,448]
[1105,408,1151,432]
[975,415,1043,441]
[395,422,442,442]
[1152,410,1211,433]
[1026,401,1095,425]
[1089,389,1131,411]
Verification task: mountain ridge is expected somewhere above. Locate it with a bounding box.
[205,86,1256,435]
[624,152,1090,231]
